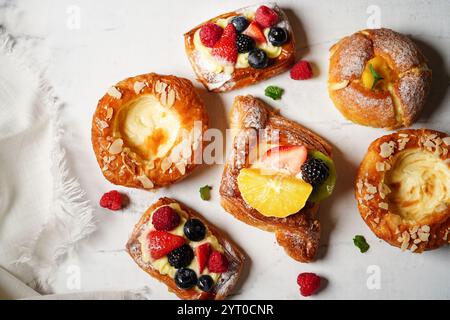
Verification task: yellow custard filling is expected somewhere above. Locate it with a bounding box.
[385,149,450,221]
[139,203,222,283]
[114,95,180,160]
[361,56,396,90]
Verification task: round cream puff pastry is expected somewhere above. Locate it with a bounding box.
[91,73,208,189]
[328,28,432,129]
[356,129,450,252]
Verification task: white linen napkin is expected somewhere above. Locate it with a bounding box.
[0,28,96,293]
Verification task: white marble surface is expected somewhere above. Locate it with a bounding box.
[1,0,449,299]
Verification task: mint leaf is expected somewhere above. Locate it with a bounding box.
[199,185,211,201]
[369,64,383,90]
[353,235,370,253]
[265,85,284,100]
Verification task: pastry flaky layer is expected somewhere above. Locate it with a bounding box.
[356,129,450,253]
[184,3,295,92]
[328,28,432,129]
[219,95,332,262]
[91,73,208,190]
[126,197,245,300]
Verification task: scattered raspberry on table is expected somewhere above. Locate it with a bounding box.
[297,272,321,297]
[99,190,124,211]
[290,60,313,80]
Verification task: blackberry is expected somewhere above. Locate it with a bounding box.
[184,219,206,241]
[197,275,214,292]
[168,244,194,268]
[236,34,255,53]
[175,268,197,289]
[301,158,330,187]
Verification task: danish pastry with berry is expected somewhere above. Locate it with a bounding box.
[356,129,450,253]
[91,73,208,190]
[184,3,295,92]
[328,28,431,129]
[126,197,245,300]
[220,95,336,262]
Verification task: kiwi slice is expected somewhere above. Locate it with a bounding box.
[307,150,336,203]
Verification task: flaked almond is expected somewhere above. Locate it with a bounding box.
[134,81,146,94]
[161,157,172,172]
[356,181,363,194]
[365,183,377,194]
[375,162,385,172]
[410,244,418,252]
[421,225,430,233]
[378,202,388,210]
[106,107,114,120]
[109,138,123,154]
[443,137,450,146]
[160,90,167,106]
[167,89,176,108]
[107,86,122,99]
[95,118,109,131]
[137,175,154,189]
[380,141,395,158]
[328,80,349,90]
[175,162,186,175]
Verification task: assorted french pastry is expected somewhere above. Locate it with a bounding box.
[184,3,295,92]
[126,197,245,300]
[328,28,432,129]
[356,129,450,252]
[91,73,208,190]
[220,95,336,262]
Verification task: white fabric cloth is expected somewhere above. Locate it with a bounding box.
[0,28,96,293]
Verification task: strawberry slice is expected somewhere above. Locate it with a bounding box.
[211,24,238,64]
[260,145,308,175]
[148,230,185,259]
[195,243,211,273]
[242,21,266,44]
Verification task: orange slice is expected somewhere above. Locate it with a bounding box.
[237,168,313,218]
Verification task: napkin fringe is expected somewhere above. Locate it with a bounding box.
[1,27,96,292]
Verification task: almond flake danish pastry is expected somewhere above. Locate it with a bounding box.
[126,197,245,300]
[356,129,450,253]
[220,95,336,262]
[184,3,295,92]
[328,28,432,129]
[91,73,208,190]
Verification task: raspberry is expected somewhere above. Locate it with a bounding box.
[207,250,229,273]
[290,60,313,80]
[255,5,278,28]
[99,190,123,210]
[200,23,223,48]
[297,272,321,297]
[152,206,180,231]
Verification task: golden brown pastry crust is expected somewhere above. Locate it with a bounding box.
[356,129,450,252]
[126,197,245,300]
[328,28,432,129]
[91,73,208,190]
[184,4,295,92]
[220,95,332,262]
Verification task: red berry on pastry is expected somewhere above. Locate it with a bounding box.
[297,272,321,297]
[243,21,266,44]
[255,5,278,28]
[152,206,180,231]
[195,243,211,273]
[290,60,313,80]
[199,23,223,48]
[207,250,228,273]
[261,145,308,176]
[148,230,186,259]
[99,190,123,211]
[211,24,238,64]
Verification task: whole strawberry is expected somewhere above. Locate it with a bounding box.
[297,272,321,297]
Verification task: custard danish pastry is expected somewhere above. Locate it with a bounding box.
[91,73,208,190]
[356,129,450,252]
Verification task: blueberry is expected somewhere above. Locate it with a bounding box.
[168,244,194,269]
[197,275,214,292]
[248,49,269,69]
[183,219,206,241]
[236,34,255,53]
[231,16,249,33]
[175,268,197,289]
[268,27,288,46]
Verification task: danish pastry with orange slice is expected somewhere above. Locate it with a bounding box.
[356,129,450,252]
[220,95,336,262]
[328,28,431,129]
[91,73,208,190]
